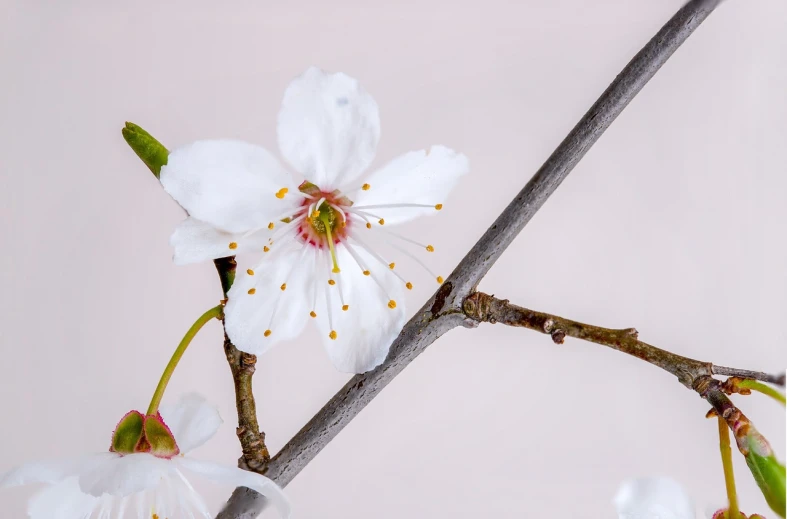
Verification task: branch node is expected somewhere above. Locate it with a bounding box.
[550,329,566,344]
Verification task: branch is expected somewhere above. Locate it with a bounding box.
[215,257,271,472]
[218,0,723,516]
[712,366,785,387]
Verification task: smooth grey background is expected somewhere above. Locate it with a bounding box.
[1,0,785,517]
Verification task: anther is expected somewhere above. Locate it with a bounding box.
[388,263,395,270]
[275,187,289,199]
[426,245,435,252]
[264,330,272,337]
[437,276,444,284]
[435,204,443,210]
[363,270,370,276]
[328,279,336,285]
[310,311,317,318]
[406,282,413,290]
[378,218,385,225]
[280,283,287,291]
[263,246,270,252]
[387,300,397,309]
[362,183,371,191]
[366,222,372,229]
[228,242,238,250]
[268,222,275,230]
[342,304,349,311]
[247,288,256,295]
[329,330,338,340]
[247,269,255,275]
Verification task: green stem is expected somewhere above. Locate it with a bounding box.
[146,305,224,416]
[739,379,787,406]
[718,416,740,517]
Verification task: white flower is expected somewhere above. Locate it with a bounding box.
[0,394,290,518]
[614,477,696,519]
[160,66,469,374]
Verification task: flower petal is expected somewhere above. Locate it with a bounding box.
[160,140,299,234]
[225,246,314,355]
[159,393,223,455]
[352,146,469,226]
[313,244,406,373]
[78,453,171,497]
[0,455,100,488]
[277,67,380,189]
[614,477,696,519]
[28,477,101,519]
[174,457,291,518]
[169,217,270,266]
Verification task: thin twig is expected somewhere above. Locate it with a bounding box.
[214,257,271,471]
[217,1,723,517]
[712,366,785,387]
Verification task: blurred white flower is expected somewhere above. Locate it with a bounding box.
[160,66,468,374]
[1,394,289,518]
[614,477,696,519]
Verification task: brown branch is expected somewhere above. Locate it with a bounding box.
[463,292,714,388]
[214,257,271,472]
[712,366,785,387]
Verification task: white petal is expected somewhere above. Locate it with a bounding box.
[1,459,80,488]
[277,67,380,189]
[170,217,270,266]
[314,244,406,373]
[28,477,101,519]
[159,393,223,455]
[614,477,696,519]
[174,457,291,519]
[78,453,171,498]
[225,246,313,355]
[160,139,299,233]
[352,146,469,225]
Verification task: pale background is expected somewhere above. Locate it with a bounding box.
[1,0,785,517]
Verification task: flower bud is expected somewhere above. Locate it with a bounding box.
[121,122,168,178]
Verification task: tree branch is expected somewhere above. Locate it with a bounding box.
[217,0,724,516]
[215,257,272,472]
[712,366,785,387]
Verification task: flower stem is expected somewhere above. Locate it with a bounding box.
[718,416,740,517]
[738,379,786,406]
[146,305,224,416]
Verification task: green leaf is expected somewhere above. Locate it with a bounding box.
[110,410,145,454]
[745,434,786,518]
[144,414,180,458]
[121,122,168,178]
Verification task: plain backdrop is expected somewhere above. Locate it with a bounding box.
[1,0,785,517]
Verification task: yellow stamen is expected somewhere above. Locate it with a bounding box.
[406,282,413,290]
[435,204,443,210]
[310,311,317,318]
[378,218,385,225]
[152,515,160,519]
[387,300,397,309]
[247,288,256,295]
[342,304,349,311]
[264,329,272,337]
[363,270,370,276]
[437,276,444,284]
[268,222,275,230]
[388,263,395,270]
[312,209,321,218]
[263,246,270,252]
[247,269,255,275]
[275,187,288,199]
[280,283,287,291]
[228,242,238,250]
[362,183,371,191]
[328,279,336,286]
[332,267,341,274]
[329,330,338,340]
[366,222,372,229]
[426,245,435,252]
